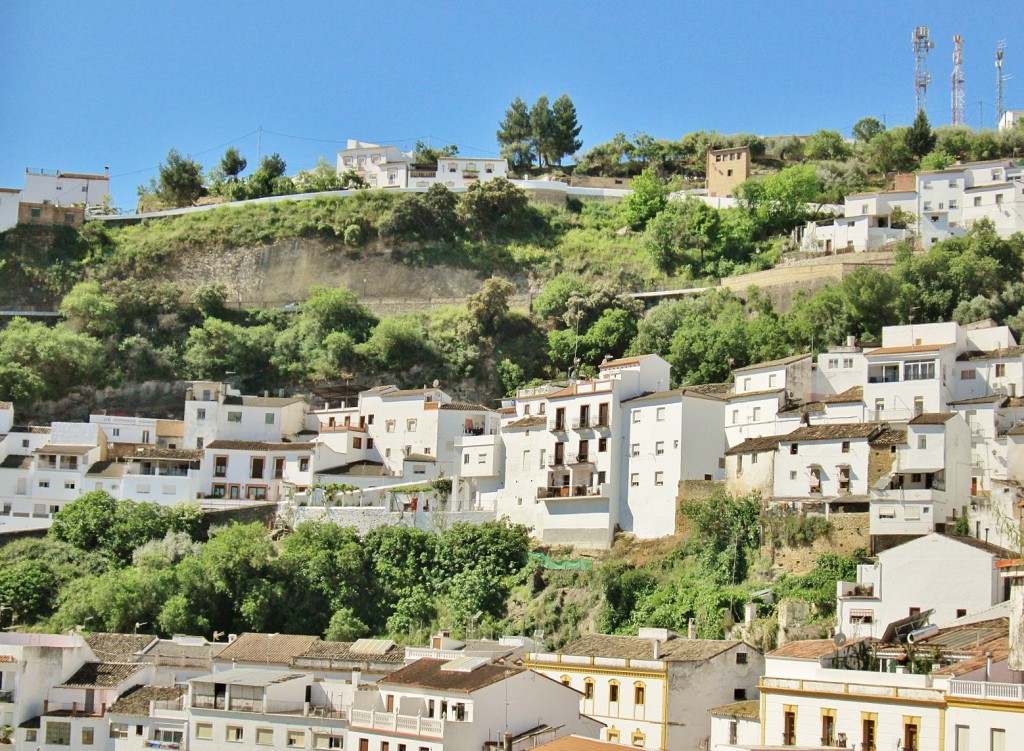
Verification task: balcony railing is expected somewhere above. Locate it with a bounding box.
[547,456,566,467]
[537,484,607,500]
[549,421,567,432]
[949,680,1024,703]
[349,709,444,738]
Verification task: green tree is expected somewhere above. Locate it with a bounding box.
[919,150,954,171]
[863,129,915,174]
[183,318,277,385]
[156,149,204,207]
[530,95,558,167]
[324,607,369,641]
[59,281,118,337]
[357,315,433,373]
[624,167,671,230]
[219,147,247,181]
[459,179,535,238]
[551,94,583,164]
[682,489,761,585]
[736,163,819,238]
[0,320,103,402]
[411,140,458,165]
[50,491,119,551]
[645,197,721,272]
[907,110,937,159]
[804,129,851,160]
[496,97,535,172]
[467,277,515,335]
[852,117,885,144]
[0,559,60,624]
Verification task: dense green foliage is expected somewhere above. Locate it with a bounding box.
[497,94,583,170]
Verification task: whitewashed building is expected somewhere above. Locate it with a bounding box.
[335,140,508,190]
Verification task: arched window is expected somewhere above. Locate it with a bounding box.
[608,679,620,703]
[634,681,646,706]
[631,729,646,748]
[606,728,620,743]
[583,678,595,700]
[560,675,571,687]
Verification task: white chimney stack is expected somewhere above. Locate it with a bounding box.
[687,619,697,640]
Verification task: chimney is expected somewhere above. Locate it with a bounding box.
[503,733,513,751]
[652,638,660,659]
[351,668,361,689]
[688,619,697,640]
[846,335,857,348]
[104,166,110,178]
[72,701,78,717]
[745,601,757,627]
[43,700,48,714]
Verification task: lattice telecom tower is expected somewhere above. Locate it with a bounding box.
[952,35,966,125]
[997,41,1008,127]
[914,26,935,115]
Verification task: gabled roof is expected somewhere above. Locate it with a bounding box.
[870,428,907,447]
[214,633,319,665]
[439,402,492,412]
[533,736,630,751]
[505,416,548,429]
[822,386,863,404]
[109,446,203,461]
[621,385,727,405]
[294,639,406,665]
[206,440,314,452]
[708,699,760,719]
[777,401,825,416]
[557,634,744,662]
[108,685,186,717]
[222,395,305,407]
[403,453,436,463]
[0,454,32,470]
[85,633,157,661]
[732,353,811,374]
[724,388,786,401]
[957,345,1024,361]
[60,662,143,688]
[378,658,520,693]
[598,355,650,369]
[317,460,388,477]
[908,412,956,425]
[84,460,125,478]
[946,394,1006,406]
[768,636,871,659]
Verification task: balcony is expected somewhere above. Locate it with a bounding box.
[949,680,1024,703]
[0,689,13,703]
[837,582,875,599]
[547,456,567,468]
[349,708,444,739]
[572,416,594,430]
[410,170,437,178]
[538,484,608,500]
[567,454,593,465]
[549,421,567,432]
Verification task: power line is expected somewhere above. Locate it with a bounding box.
[109,129,260,179]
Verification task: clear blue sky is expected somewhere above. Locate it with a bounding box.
[2,0,1022,210]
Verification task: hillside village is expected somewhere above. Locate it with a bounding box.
[7,79,1024,751]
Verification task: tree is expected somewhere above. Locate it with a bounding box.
[156,149,204,207]
[551,94,583,164]
[919,150,954,171]
[803,129,851,161]
[324,607,368,641]
[645,197,721,272]
[0,319,105,403]
[624,167,671,230]
[907,110,937,159]
[852,117,885,144]
[530,95,557,167]
[219,147,247,181]
[863,129,915,174]
[411,140,458,165]
[459,178,535,238]
[292,158,366,193]
[467,277,515,335]
[496,97,534,172]
[736,163,819,238]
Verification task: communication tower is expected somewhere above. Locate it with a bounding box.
[996,41,1009,127]
[951,35,966,125]
[913,26,935,115]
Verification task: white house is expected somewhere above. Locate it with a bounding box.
[0,168,111,232]
[835,532,1011,640]
[725,354,811,449]
[335,140,508,190]
[527,629,763,751]
[707,700,760,751]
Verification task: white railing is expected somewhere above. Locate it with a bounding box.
[949,680,1024,702]
[349,709,443,738]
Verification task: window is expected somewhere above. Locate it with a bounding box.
[733,688,747,700]
[227,411,242,422]
[960,369,976,380]
[38,480,49,489]
[598,437,607,452]
[406,418,417,432]
[821,711,836,746]
[974,196,983,207]
[195,723,213,741]
[878,506,896,519]
[743,377,751,391]
[30,207,41,218]
[752,406,761,421]
[904,359,935,381]
[631,731,646,748]
[655,441,664,455]
[751,453,758,464]
[783,707,797,745]
[478,453,486,464]
[251,457,265,479]
[634,683,645,705]
[265,413,275,425]
[64,481,75,490]
[923,201,932,211]
[991,728,1006,751]
[841,441,850,453]
[736,651,748,664]
[843,357,854,368]
[463,453,470,465]
[949,199,958,210]
[790,443,798,455]
[412,464,426,475]
[82,728,95,745]
[957,608,968,618]
[256,728,274,745]
[606,730,620,743]
[287,730,305,747]
[790,470,798,480]
[654,471,664,486]
[996,363,1007,377]
[850,608,875,624]
[560,675,571,687]
[656,406,666,421]
[196,437,204,449]
[609,682,619,703]
[632,411,641,423]
[46,722,71,745]
[386,419,396,433]
[299,458,309,472]
[630,473,640,487]
[728,720,738,745]
[631,443,640,457]
[996,193,1004,205]
[353,437,362,449]
[273,457,284,479]
[539,449,547,469]
[863,716,877,751]
[583,679,595,699]
[110,725,128,739]
[918,436,927,449]
[112,427,121,437]
[314,734,343,749]
[732,409,739,424]
[522,450,531,470]
[226,726,244,743]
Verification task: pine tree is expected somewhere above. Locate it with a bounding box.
[552,94,583,165]
[530,95,557,168]
[219,147,247,182]
[907,110,936,160]
[496,97,535,172]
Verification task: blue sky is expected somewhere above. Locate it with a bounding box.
[2,0,1022,209]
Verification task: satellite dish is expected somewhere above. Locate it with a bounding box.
[432,379,440,388]
[833,631,847,647]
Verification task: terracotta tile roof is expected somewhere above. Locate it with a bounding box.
[33,444,95,454]
[865,343,952,356]
[768,636,871,659]
[870,429,907,447]
[686,382,733,396]
[598,355,646,369]
[61,662,143,688]
[0,654,17,663]
[732,352,811,373]
[222,395,305,407]
[822,386,863,404]
[403,453,437,462]
[378,658,520,693]
[9,425,50,434]
[206,440,314,452]
[109,445,203,461]
[107,685,186,717]
[940,533,1015,558]
[1008,423,1024,436]
[214,633,319,665]
[361,385,396,395]
[84,460,125,478]
[931,638,1010,676]
[908,412,956,425]
[725,433,792,456]
[317,460,388,477]
[85,633,156,661]
[946,394,1006,406]
[957,345,1024,361]
[785,423,884,442]
[724,388,786,401]
[777,401,826,416]
[0,454,32,470]
[505,416,548,429]
[498,407,517,415]
[383,388,437,397]
[557,634,744,662]
[140,639,219,663]
[533,736,630,751]
[708,699,760,719]
[293,640,406,665]
[439,402,492,412]
[621,385,728,405]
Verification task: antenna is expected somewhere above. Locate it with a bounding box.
[913,26,935,116]
[952,35,966,125]
[996,41,1011,128]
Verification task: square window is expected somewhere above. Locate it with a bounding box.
[227,411,242,423]
[265,413,275,424]
[631,443,640,457]
[287,730,304,747]
[197,408,206,420]
[656,407,666,421]
[632,412,641,424]
[841,441,850,453]
[736,652,748,664]
[226,726,243,743]
[654,471,664,486]
[630,473,640,487]
[733,688,747,700]
[655,441,664,455]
